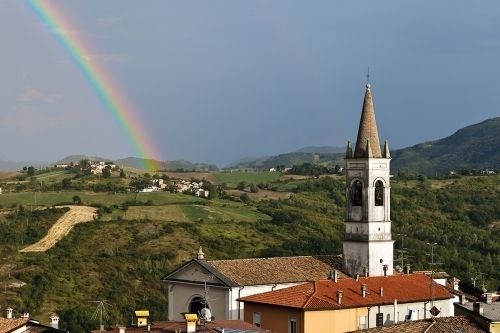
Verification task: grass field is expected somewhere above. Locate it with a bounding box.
[0,191,207,208]
[214,171,281,187]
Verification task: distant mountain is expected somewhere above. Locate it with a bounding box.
[228,118,500,175]
[115,157,218,172]
[392,117,500,175]
[55,155,112,165]
[295,146,345,154]
[0,160,49,171]
[226,152,345,170]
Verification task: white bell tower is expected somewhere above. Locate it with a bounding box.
[343,83,393,277]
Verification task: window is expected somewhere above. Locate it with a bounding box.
[350,180,363,206]
[376,313,383,327]
[288,318,297,333]
[375,180,384,206]
[253,312,261,327]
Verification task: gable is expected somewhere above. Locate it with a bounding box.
[162,259,235,287]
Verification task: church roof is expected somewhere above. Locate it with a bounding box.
[163,255,346,287]
[208,255,345,286]
[354,84,383,158]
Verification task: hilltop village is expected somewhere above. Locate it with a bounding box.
[0,84,497,333]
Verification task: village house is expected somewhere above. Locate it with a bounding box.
[238,274,453,333]
[0,308,64,333]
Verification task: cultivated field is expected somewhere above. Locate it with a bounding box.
[19,205,97,252]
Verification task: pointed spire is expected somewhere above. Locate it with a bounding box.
[354,84,382,158]
[383,140,391,158]
[197,246,205,260]
[366,139,373,158]
[346,141,353,159]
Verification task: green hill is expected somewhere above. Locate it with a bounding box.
[228,118,500,175]
[392,117,500,175]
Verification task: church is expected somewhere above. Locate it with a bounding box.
[162,83,455,330]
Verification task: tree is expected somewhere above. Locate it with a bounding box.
[237,181,247,191]
[27,166,36,176]
[250,183,259,193]
[72,195,82,205]
[62,178,72,189]
[102,167,111,178]
[119,169,126,178]
[240,193,250,203]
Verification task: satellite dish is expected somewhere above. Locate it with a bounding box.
[200,308,212,322]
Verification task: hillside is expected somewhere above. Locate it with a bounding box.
[0,171,497,332]
[228,118,500,175]
[392,117,500,175]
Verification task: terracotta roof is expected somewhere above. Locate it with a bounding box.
[207,255,346,286]
[91,320,268,333]
[239,274,453,310]
[0,318,29,333]
[354,84,382,158]
[349,316,485,332]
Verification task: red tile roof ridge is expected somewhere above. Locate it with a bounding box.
[207,254,340,263]
[240,274,453,310]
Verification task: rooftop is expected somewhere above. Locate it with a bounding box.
[0,318,29,333]
[349,316,485,333]
[455,302,500,322]
[91,320,268,333]
[207,255,345,286]
[239,274,453,310]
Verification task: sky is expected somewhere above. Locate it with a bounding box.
[0,1,499,167]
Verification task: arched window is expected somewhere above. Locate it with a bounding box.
[375,180,384,206]
[189,296,208,314]
[350,180,363,206]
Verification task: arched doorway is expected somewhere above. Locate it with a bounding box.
[189,296,208,314]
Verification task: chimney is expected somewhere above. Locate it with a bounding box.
[361,284,367,298]
[147,324,151,332]
[452,277,459,291]
[485,293,493,304]
[337,290,343,305]
[380,287,384,297]
[473,302,483,315]
[6,308,13,319]
[184,314,198,333]
[459,295,466,304]
[20,313,29,319]
[330,270,339,283]
[118,326,126,333]
[405,264,411,275]
[50,314,59,329]
[355,274,360,281]
[197,247,205,260]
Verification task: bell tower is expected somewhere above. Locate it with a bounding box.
[343,83,393,277]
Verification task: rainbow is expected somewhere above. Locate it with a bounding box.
[26,0,162,171]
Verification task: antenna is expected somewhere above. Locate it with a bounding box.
[89,300,112,330]
[426,242,443,317]
[366,67,371,86]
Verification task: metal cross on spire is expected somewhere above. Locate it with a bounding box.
[366,67,371,87]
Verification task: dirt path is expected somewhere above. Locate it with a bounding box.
[19,205,97,253]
